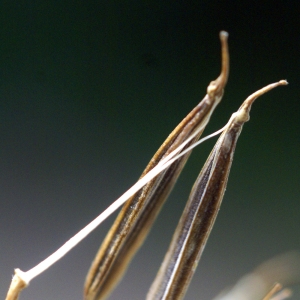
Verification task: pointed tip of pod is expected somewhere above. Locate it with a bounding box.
[207,32,230,99]
[279,79,288,85]
[232,79,288,125]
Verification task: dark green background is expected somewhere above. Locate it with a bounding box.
[1,1,299,299]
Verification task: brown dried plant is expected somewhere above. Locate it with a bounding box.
[5,32,297,300]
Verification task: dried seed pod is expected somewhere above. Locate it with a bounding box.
[147,80,287,300]
[84,32,229,300]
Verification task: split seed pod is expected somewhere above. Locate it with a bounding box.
[85,32,229,300]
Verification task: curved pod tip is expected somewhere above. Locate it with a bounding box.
[234,80,288,124]
[206,31,230,99]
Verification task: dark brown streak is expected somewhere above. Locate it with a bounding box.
[147,122,243,300]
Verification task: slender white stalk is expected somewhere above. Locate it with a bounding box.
[13,123,226,287]
[162,119,232,167]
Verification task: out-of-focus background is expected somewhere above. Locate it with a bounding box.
[1,1,299,299]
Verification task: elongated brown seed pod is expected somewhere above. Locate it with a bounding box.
[147,80,288,300]
[84,32,229,300]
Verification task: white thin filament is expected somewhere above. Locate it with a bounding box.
[20,122,228,284]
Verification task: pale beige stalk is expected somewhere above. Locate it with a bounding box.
[263,283,292,300]
[213,251,300,300]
